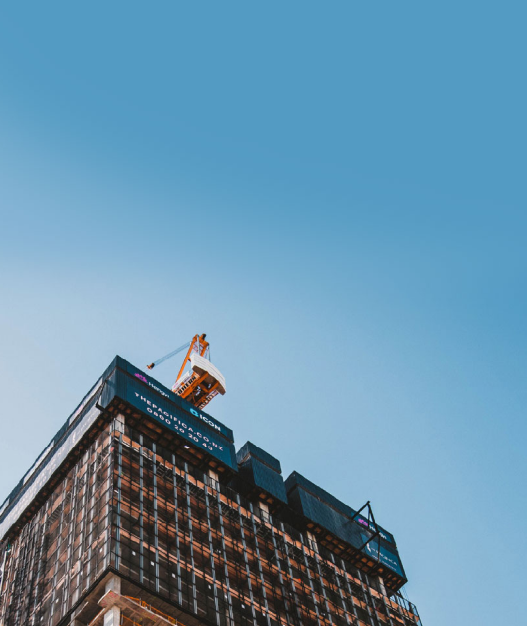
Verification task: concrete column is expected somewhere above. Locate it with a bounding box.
[102,575,122,625]
[105,574,121,595]
[103,606,120,626]
[114,413,125,434]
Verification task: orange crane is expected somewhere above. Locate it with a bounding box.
[147,334,226,410]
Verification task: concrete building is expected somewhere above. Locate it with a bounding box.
[0,357,422,626]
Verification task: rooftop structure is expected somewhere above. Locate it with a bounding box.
[0,356,422,626]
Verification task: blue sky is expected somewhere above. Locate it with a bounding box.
[0,3,525,625]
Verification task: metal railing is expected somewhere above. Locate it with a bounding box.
[124,596,182,625]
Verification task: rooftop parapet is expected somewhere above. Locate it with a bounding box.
[285,471,407,590]
[234,441,288,506]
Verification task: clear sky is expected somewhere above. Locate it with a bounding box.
[0,3,525,625]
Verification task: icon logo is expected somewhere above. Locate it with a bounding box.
[135,373,148,383]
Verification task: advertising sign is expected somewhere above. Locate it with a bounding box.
[355,516,395,544]
[359,532,404,576]
[123,362,233,440]
[123,374,236,469]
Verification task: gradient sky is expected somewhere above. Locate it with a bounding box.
[0,3,525,625]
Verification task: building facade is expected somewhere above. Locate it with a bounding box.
[0,357,422,626]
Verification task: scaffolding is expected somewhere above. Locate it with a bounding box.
[0,428,113,626]
[0,417,422,626]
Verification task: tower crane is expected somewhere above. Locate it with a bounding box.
[147,334,226,410]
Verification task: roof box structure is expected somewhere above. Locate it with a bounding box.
[285,471,406,588]
[235,441,288,506]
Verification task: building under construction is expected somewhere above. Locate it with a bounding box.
[0,350,423,626]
